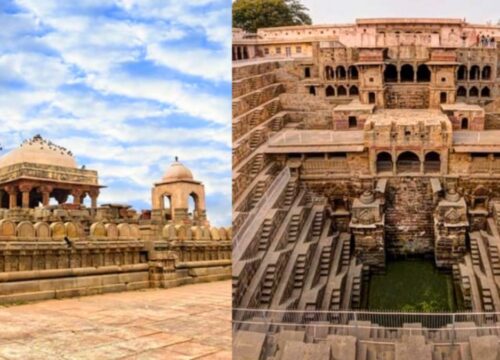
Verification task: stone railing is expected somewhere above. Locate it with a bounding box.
[0,162,99,185]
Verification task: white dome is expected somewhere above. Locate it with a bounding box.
[0,135,77,169]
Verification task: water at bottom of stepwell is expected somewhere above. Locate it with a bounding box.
[367,258,459,312]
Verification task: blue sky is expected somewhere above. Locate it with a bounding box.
[0,0,231,226]
[302,0,500,24]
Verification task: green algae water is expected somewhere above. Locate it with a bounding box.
[368,259,457,312]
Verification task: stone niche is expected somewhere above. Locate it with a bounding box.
[349,190,385,271]
[434,189,468,268]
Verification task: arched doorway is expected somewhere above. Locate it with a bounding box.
[424,152,440,173]
[325,66,333,80]
[482,65,491,80]
[481,87,490,97]
[349,86,359,96]
[457,65,467,80]
[188,192,199,220]
[384,64,397,82]
[400,64,414,82]
[368,92,376,104]
[376,152,393,173]
[325,85,334,97]
[163,194,172,220]
[469,65,480,80]
[304,67,311,78]
[416,64,431,82]
[337,85,347,96]
[309,86,316,95]
[457,86,466,97]
[440,92,447,104]
[336,66,346,80]
[469,87,479,97]
[397,151,420,173]
[348,66,358,80]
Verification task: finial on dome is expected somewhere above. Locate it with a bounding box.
[175,156,178,162]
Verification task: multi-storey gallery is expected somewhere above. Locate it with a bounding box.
[0,135,231,303]
[232,18,500,358]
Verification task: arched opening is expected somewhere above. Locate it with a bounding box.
[236,47,242,60]
[416,64,431,82]
[424,152,441,173]
[457,65,467,80]
[397,151,420,173]
[384,64,398,82]
[400,64,414,82]
[348,116,357,128]
[482,65,491,80]
[188,192,199,220]
[336,66,346,80]
[440,92,447,104]
[349,86,359,96]
[325,66,333,80]
[163,195,172,220]
[304,67,311,78]
[348,66,358,80]
[469,86,479,97]
[309,86,316,95]
[325,85,335,97]
[481,87,490,97]
[243,47,249,59]
[461,118,469,130]
[457,86,467,97]
[368,92,376,104]
[469,65,480,80]
[337,85,347,96]
[376,152,393,173]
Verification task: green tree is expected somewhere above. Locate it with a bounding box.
[233,0,312,33]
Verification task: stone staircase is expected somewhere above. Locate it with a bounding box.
[260,264,276,304]
[250,181,266,208]
[319,245,332,277]
[294,255,306,289]
[249,154,264,177]
[287,214,301,244]
[258,219,273,252]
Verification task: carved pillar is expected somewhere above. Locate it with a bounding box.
[89,189,100,208]
[4,185,18,209]
[38,185,53,207]
[19,184,32,208]
[71,188,83,205]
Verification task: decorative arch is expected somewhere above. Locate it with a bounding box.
[416,64,431,82]
[481,87,490,97]
[336,66,346,80]
[349,85,359,96]
[376,152,393,173]
[424,151,441,173]
[325,85,335,97]
[325,66,334,80]
[457,65,467,80]
[400,64,414,82]
[482,65,491,80]
[384,64,397,82]
[469,86,479,97]
[337,85,347,96]
[397,151,420,173]
[457,86,467,97]
[469,65,480,80]
[348,65,358,80]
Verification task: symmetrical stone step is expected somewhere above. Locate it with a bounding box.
[319,246,332,277]
[260,264,276,304]
[259,219,273,251]
[294,255,306,289]
[288,214,301,244]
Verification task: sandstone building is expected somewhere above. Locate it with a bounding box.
[0,135,231,303]
[232,18,500,358]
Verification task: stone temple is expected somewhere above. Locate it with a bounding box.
[232,18,500,358]
[0,134,231,303]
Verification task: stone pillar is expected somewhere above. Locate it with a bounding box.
[38,185,53,207]
[89,189,100,208]
[4,185,18,209]
[19,184,32,208]
[72,188,83,205]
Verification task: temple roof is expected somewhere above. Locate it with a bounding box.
[162,159,194,182]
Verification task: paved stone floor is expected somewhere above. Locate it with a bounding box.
[0,280,232,360]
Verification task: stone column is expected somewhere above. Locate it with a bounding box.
[38,185,53,207]
[89,189,100,208]
[19,184,32,208]
[72,188,83,205]
[4,185,18,209]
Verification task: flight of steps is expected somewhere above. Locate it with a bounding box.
[259,219,273,251]
[294,255,306,289]
[250,154,264,177]
[251,181,266,208]
[482,288,494,312]
[319,246,332,277]
[351,276,362,309]
[488,244,500,276]
[283,182,296,207]
[270,116,283,132]
[341,240,351,269]
[249,129,264,150]
[311,211,324,238]
[260,264,276,304]
[287,215,301,244]
[471,237,480,266]
[330,289,342,310]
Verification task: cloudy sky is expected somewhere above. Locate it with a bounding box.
[301,0,500,24]
[0,0,231,225]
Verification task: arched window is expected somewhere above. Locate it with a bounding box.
[368,92,376,104]
[469,65,480,80]
[416,64,431,82]
[440,92,447,104]
[400,64,414,82]
[481,87,490,97]
[397,151,420,173]
[337,85,347,96]
[163,195,172,220]
[349,86,359,96]
[384,64,397,82]
[348,116,357,128]
[457,86,467,97]
[304,67,311,78]
[482,65,491,80]
[325,85,334,97]
[424,152,440,173]
[325,66,333,80]
[336,66,346,80]
[469,86,479,97]
[188,192,199,220]
[457,65,467,80]
[348,66,358,80]
[309,86,316,95]
[376,152,393,173]
[461,118,469,130]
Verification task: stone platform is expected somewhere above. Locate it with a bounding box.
[0,280,231,360]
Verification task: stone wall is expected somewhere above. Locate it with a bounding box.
[385,85,430,108]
